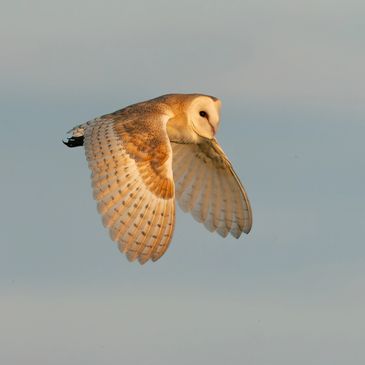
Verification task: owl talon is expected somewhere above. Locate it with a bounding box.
[62,135,84,147]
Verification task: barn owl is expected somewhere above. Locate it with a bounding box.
[63,93,252,264]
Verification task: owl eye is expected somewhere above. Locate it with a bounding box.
[199,111,208,118]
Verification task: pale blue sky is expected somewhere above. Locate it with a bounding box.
[1,1,365,364]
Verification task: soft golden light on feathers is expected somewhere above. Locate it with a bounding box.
[64,93,252,264]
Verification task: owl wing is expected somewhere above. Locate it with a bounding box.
[171,138,252,238]
[83,112,175,264]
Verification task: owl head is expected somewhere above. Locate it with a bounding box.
[163,94,221,142]
[186,95,221,139]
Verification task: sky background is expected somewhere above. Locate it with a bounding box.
[1,0,365,364]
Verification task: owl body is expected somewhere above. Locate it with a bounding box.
[64,93,252,264]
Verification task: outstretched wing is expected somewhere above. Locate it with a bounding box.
[83,110,175,264]
[171,138,252,238]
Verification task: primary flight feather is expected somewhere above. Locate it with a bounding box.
[63,93,252,264]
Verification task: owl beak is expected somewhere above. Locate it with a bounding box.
[208,121,216,136]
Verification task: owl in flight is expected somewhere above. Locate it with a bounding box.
[63,94,252,264]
